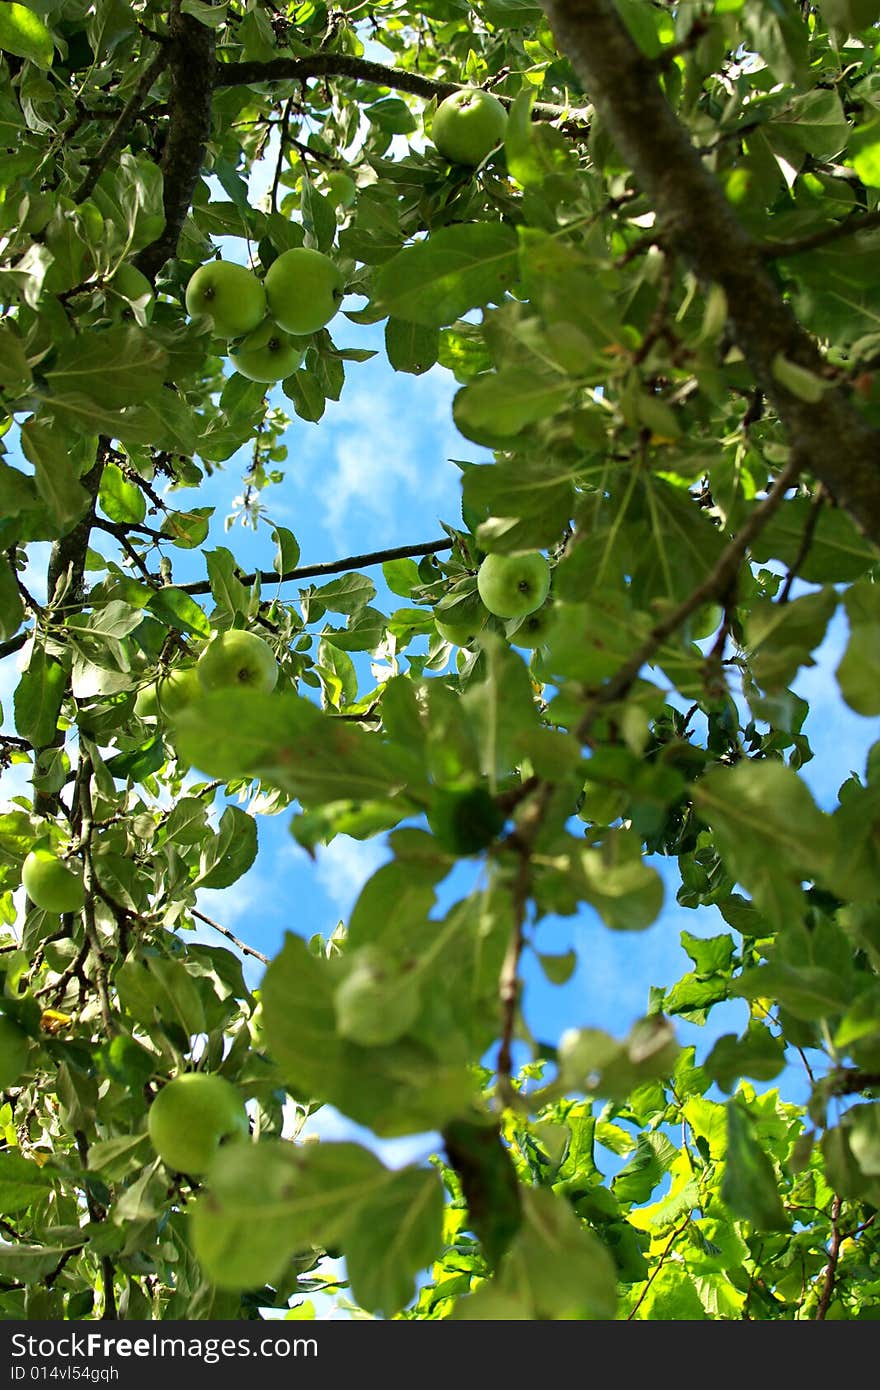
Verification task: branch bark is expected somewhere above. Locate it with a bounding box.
[213,53,584,128]
[178,537,453,596]
[539,0,880,547]
[135,6,216,283]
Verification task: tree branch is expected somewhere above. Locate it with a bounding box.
[573,457,802,740]
[190,908,269,965]
[135,5,216,283]
[178,537,452,596]
[213,53,584,128]
[539,0,880,547]
[73,43,170,205]
[815,1194,842,1320]
[761,209,880,261]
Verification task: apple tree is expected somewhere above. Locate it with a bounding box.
[1,0,880,1322]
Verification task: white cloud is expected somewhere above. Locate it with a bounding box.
[311,834,388,917]
[298,371,467,552]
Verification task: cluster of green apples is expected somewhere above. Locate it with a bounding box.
[185,247,345,384]
[431,88,508,167]
[436,551,553,651]
[135,629,278,723]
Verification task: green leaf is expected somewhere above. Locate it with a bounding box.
[453,367,571,443]
[146,587,212,639]
[721,1101,788,1231]
[456,1188,618,1320]
[20,420,90,529]
[750,500,878,582]
[14,649,66,747]
[174,690,425,805]
[384,318,440,375]
[694,761,834,928]
[0,2,53,68]
[44,326,168,408]
[195,805,258,889]
[0,1150,54,1215]
[771,353,828,402]
[836,579,880,716]
[192,1139,444,1316]
[98,461,146,526]
[375,223,519,327]
[0,559,24,641]
[576,834,664,931]
[442,1120,522,1267]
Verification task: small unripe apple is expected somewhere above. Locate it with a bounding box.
[148,1072,249,1174]
[229,319,305,383]
[197,630,279,694]
[264,247,345,336]
[185,261,267,339]
[0,1016,31,1089]
[21,848,85,915]
[135,665,202,720]
[428,784,505,855]
[431,88,508,167]
[326,171,357,208]
[506,601,554,649]
[477,552,551,620]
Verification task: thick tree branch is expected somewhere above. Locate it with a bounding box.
[539,0,880,547]
[178,537,453,596]
[815,1194,843,1319]
[135,7,216,283]
[214,54,585,128]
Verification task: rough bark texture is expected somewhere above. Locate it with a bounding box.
[135,9,216,283]
[540,0,880,547]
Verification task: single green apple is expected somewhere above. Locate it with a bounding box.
[431,88,508,167]
[197,630,279,694]
[477,552,551,620]
[21,848,85,914]
[326,171,357,208]
[428,784,506,855]
[148,1072,249,1174]
[135,665,202,720]
[0,1016,30,1090]
[228,319,305,383]
[436,615,485,648]
[506,601,555,649]
[264,247,345,336]
[185,261,267,339]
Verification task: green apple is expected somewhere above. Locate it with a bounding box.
[229,319,305,383]
[135,665,202,720]
[326,171,357,208]
[477,552,551,620]
[21,848,85,914]
[0,1016,30,1089]
[185,261,267,339]
[148,1072,249,1174]
[197,630,278,694]
[428,784,506,855]
[432,88,508,167]
[506,601,554,649]
[436,615,485,648]
[264,247,345,336]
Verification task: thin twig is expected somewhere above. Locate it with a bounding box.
[190,908,269,965]
[74,44,170,204]
[761,210,880,261]
[178,537,453,596]
[573,457,802,741]
[778,485,827,603]
[815,1194,842,1320]
[628,1216,692,1319]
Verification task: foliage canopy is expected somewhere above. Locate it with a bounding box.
[1,0,880,1322]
